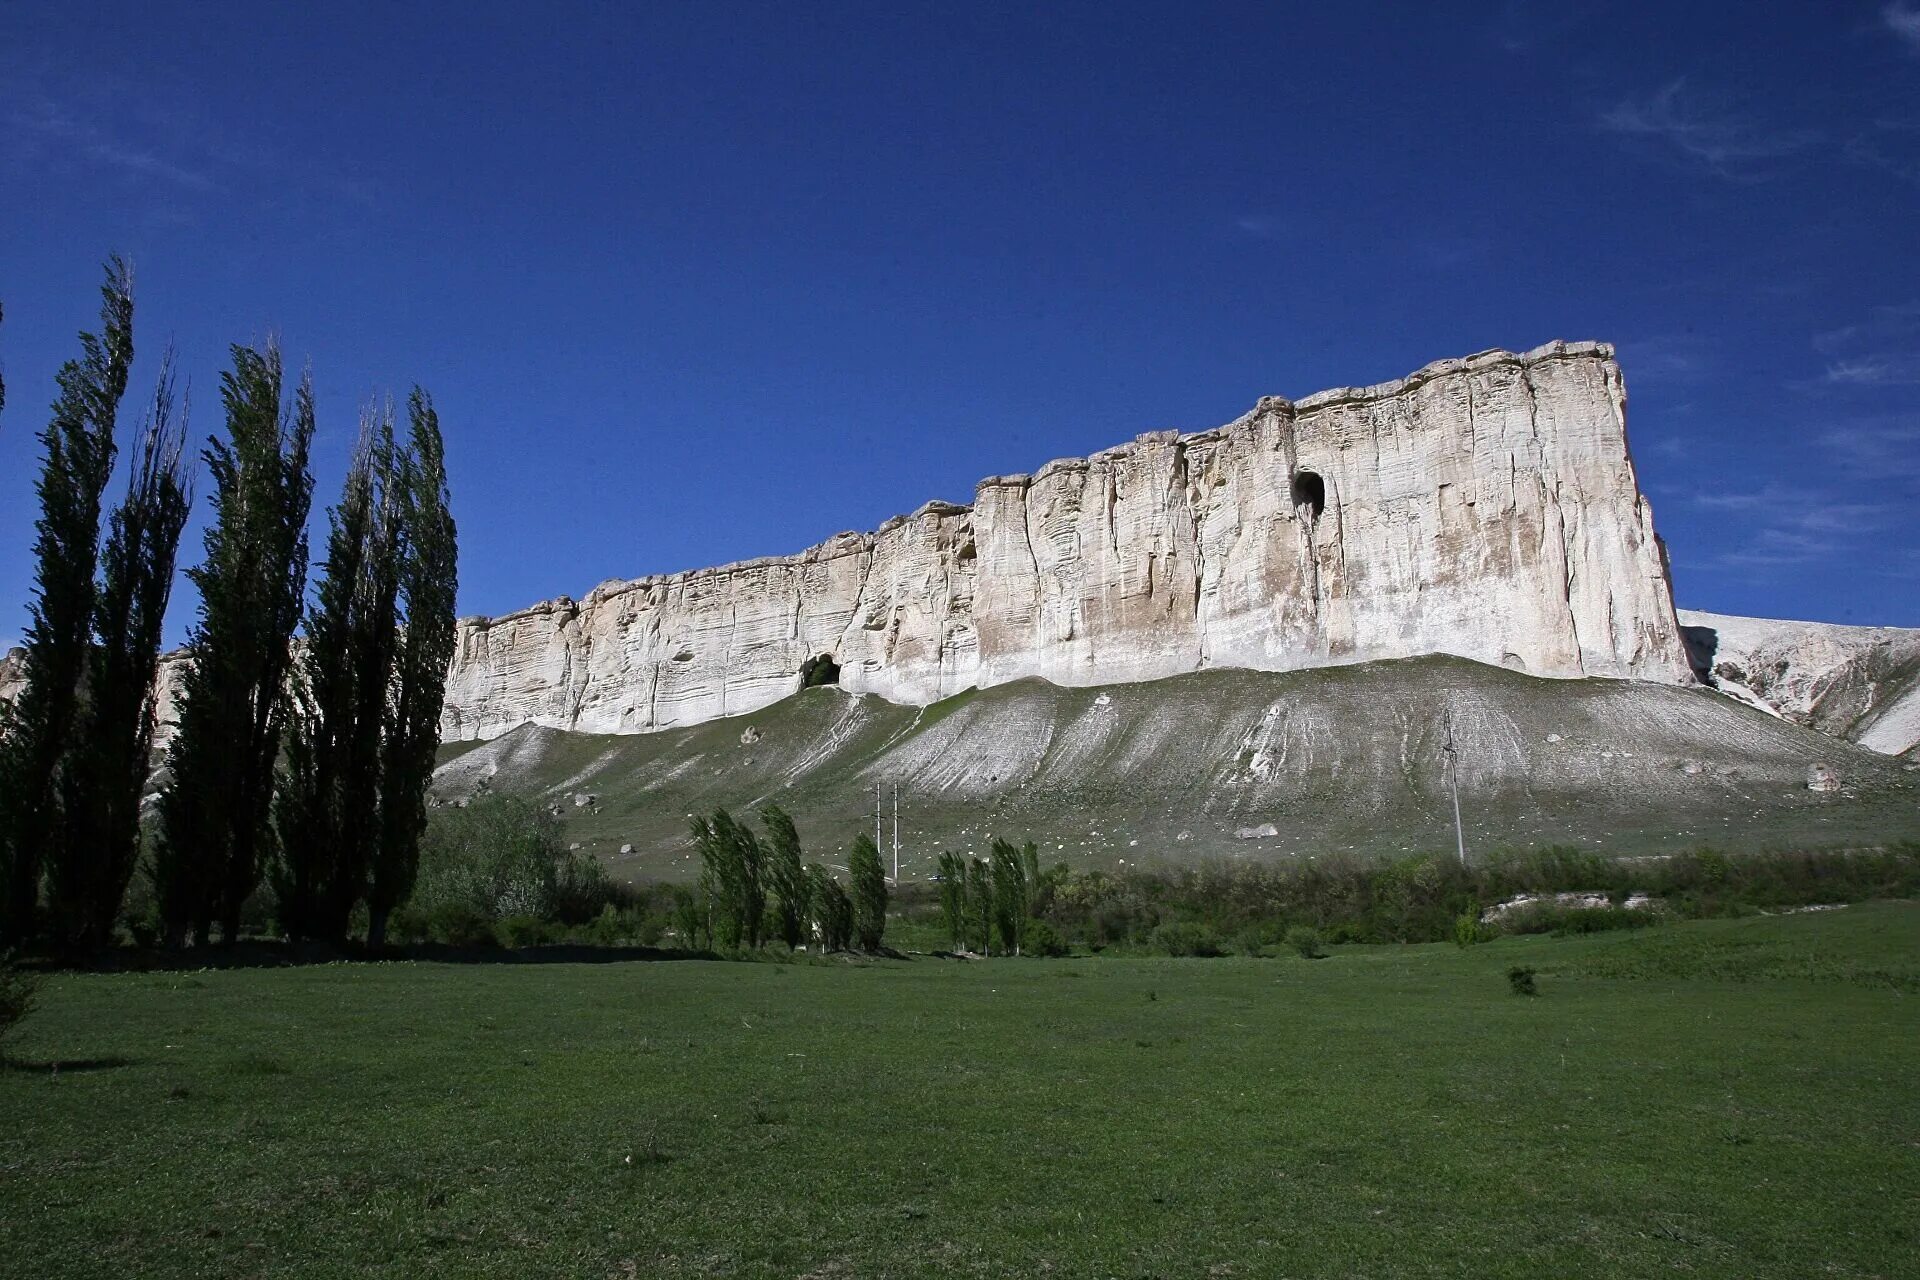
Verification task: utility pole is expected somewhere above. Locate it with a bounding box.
[1443,707,1467,867]
[873,783,882,854]
[891,781,901,883]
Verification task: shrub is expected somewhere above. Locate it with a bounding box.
[1508,966,1538,997]
[1231,924,1270,957]
[1454,905,1494,947]
[1150,921,1223,957]
[1499,902,1655,937]
[1285,925,1325,960]
[386,903,430,944]
[0,954,41,1056]
[1023,919,1068,957]
[413,794,565,923]
[428,900,496,947]
[495,915,559,948]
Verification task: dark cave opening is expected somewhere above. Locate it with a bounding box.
[799,653,841,688]
[1292,470,1326,519]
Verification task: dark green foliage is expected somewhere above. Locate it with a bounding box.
[935,851,966,949]
[966,856,994,953]
[1285,924,1325,959]
[670,884,711,950]
[47,358,192,949]
[690,809,766,949]
[411,794,567,921]
[274,411,399,942]
[0,951,40,1054]
[989,837,1037,954]
[1508,966,1538,996]
[371,390,459,947]
[1453,903,1494,947]
[1032,845,1920,951]
[809,865,854,952]
[426,900,495,947]
[848,833,888,952]
[1149,921,1223,957]
[759,805,809,950]
[0,259,134,946]
[156,344,315,945]
[1022,918,1067,957]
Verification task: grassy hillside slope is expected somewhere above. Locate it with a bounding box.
[432,657,1919,881]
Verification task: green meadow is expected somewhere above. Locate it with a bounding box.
[3,903,1916,1279]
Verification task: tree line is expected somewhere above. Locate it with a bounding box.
[683,805,890,952]
[0,258,458,951]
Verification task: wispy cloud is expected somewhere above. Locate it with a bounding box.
[1821,417,1920,479]
[1885,3,1920,55]
[0,59,378,222]
[1232,214,1284,240]
[5,97,216,190]
[1597,78,1820,181]
[1616,334,1714,387]
[1806,304,1920,387]
[1693,479,1906,572]
[1487,0,1589,54]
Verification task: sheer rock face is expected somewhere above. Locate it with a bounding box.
[441,340,1692,742]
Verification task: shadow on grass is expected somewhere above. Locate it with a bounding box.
[29,940,724,975]
[3,1055,138,1074]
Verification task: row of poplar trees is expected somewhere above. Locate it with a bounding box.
[688,806,890,952]
[937,838,1050,955]
[0,258,459,951]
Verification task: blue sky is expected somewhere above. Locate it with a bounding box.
[2,1,1918,649]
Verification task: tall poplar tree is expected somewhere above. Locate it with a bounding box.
[274,409,398,941]
[0,260,134,946]
[849,832,888,952]
[47,361,192,947]
[369,390,458,948]
[155,345,314,945]
[759,803,809,951]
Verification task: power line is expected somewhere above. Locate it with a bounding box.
[1442,707,1467,867]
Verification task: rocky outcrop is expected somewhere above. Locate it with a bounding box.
[0,646,190,751]
[443,340,1692,741]
[1680,610,1920,755]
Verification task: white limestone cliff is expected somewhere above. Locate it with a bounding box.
[440,340,1694,741]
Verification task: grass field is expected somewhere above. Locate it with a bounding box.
[3,905,1917,1278]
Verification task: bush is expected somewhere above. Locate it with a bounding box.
[413,794,565,923]
[495,915,560,948]
[428,900,496,947]
[0,953,40,1056]
[1149,921,1223,957]
[1499,902,1655,937]
[1284,925,1325,960]
[386,904,430,944]
[1023,919,1068,957]
[1508,966,1538,997]
[1454,905,1494,947]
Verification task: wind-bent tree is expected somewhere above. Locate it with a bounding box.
[967,855,994,954]
[936,851,966,949]
[156,345,315,945]
[990,837,1032,955]
[807,864,851,951]
[849,832,888,952]
[47,360,192,947]
[690,808,766,949]
[369,390,458,948]
[0,259,134,946]
[274,409,399,942]
[760,804,810,950]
